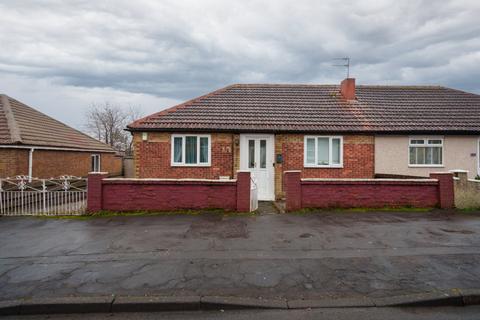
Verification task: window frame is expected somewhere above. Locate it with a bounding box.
[303,135,343,168]
[408,136,444,168]
[170,134,211,167]
[91,154,101,172]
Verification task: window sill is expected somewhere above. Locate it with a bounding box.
[304,165,344,169]
[408,165,444,168]
[171,163,211,167]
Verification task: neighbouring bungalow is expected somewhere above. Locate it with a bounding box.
[127,78,480,201]
[0,94,122,178]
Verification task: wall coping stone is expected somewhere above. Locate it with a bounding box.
[430,172,455,175]
[102,178,237,185]
[301,178,438,182]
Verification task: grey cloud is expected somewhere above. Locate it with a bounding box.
[0,0,480,107]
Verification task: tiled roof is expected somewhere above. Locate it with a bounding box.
[0,94,115,152]
[128,84,480,133]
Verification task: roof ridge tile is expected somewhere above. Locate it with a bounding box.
[0,94,22,143]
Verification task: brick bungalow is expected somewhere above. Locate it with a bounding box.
[0,94,122,178]
[127,78,480,201]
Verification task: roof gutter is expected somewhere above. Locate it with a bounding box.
[125,127,480,135]
[0,94,22,143]
[0,145,116,153]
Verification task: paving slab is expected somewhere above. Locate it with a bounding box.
[201,296,288,309]
[19,296,114,315]
[373,290,464,307]
[287,296,375,308]
[459,288,480,305]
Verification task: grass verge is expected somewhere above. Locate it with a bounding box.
[31,208,257,220]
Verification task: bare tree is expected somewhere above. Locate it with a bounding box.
[85,102,142,155]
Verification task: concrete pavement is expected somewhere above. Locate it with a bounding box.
[1,208,480,308]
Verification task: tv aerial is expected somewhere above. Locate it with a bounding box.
[333,57,350,78]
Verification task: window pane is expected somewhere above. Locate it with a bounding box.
[428,139,442,145]
[411,139,424,145]
[306,138,315,164]
[409,147,416,164]
[425,147,433,164]
[200,137,208,163]
[332,138,340,164]
[248,140,255,168]
[173,137,183,163]
[185,136,197,164]
[317,138,329,165]
[260,140,266,168]
[91,155,100,172]
[432,147,442,165]
[416,147,426,164]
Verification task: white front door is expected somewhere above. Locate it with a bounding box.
[240,134,275,201]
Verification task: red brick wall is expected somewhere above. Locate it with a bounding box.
[275,134,375,198]
[134,132,235,179]
[284,171,455,210]
[87,171,252,212]
[0,149,28,177]
[301,180,439,209]
[0,148,122,178]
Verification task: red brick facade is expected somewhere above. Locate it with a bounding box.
[87,171,252,212]
[275,134,375,198]
[134,132,235,179]
[284,171,455,210]
[134,132,375,199]
[0,148,122,178]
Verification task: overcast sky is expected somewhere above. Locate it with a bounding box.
[1,0,479,130]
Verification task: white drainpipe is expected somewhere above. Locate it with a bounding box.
[28,148,34,182]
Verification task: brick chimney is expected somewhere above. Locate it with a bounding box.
[340,78,356,100]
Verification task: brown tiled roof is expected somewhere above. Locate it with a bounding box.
[128,84,480,133]
[0,94,115,152]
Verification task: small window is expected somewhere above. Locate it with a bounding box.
[171,134,211,166]
[260,139,267,168]
[248,139,255,168]
[91,154,101,172]
[304,136,343,167]
[409,137,443,166]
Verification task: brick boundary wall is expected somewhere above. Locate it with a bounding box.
[87,171,251,213]
[284,171,454,211]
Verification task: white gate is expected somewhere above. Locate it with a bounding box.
[0,176,87,216]
[250,177,258,212]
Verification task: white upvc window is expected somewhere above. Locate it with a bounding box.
[91,154,101,172]
[409,137,444,167]
[304,136,343,168]
[171,134,211,166]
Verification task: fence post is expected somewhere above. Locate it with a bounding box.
[236,171,251,212]
[87,172,108,213]
[430,172,455,209]
[284,170,301,212]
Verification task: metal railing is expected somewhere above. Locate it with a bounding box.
[0,176,87,216]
